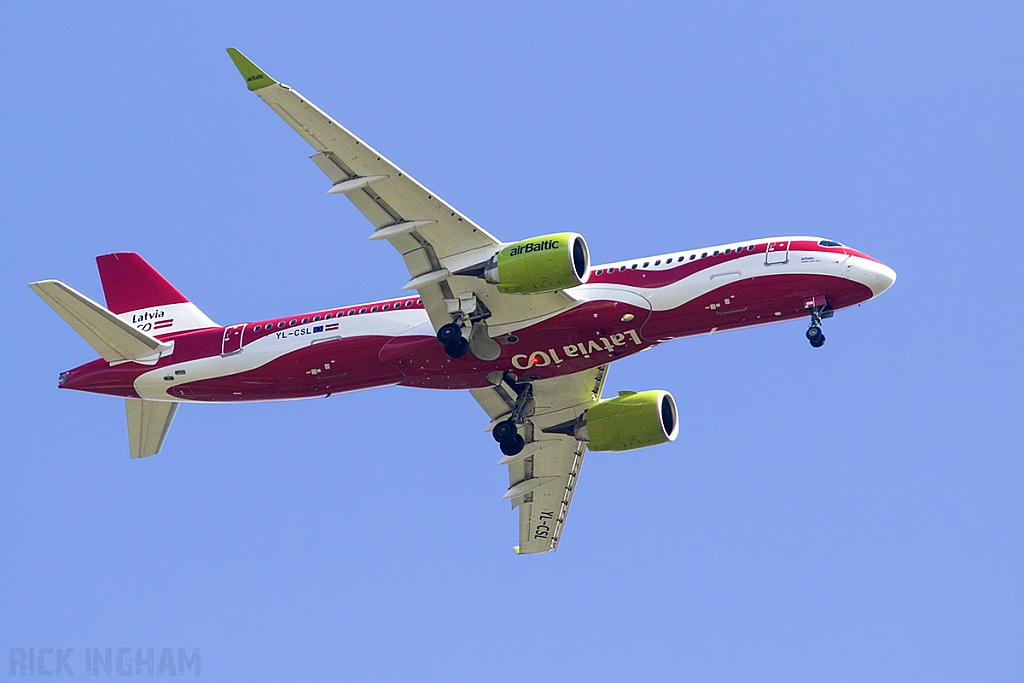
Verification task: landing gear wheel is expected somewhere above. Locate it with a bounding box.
[437,323,463,345]
[443,337,469,359]
[806,326,826,348]
[806,326,825,345]
[499,434,526,456]
[492,419,518,443]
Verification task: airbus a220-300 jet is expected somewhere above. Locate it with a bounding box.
[31,49,896,554]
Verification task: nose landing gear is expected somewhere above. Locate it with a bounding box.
[805,297,833,348]
[806,325,826,348]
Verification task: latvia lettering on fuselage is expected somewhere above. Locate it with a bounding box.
[131,309,165,325]
[508,239,559,257]
[510,328,642,370]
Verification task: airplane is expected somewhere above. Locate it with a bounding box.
[29,48,896,554]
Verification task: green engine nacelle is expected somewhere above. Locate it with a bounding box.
[579,390,679,452]
[483,232,590,294]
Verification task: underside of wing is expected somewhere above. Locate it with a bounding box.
[471,364,610,554]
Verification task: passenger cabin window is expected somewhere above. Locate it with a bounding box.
[382,304,390,310]
[595,269,603,275]
[713,250,720,256]
[371,306,379,312]
[359,308,367,314]
[701,252,707,258]
[666,258,673,264]
[654,260,661,266]
[747,245,755,251]
[289,320,297,326]
[313,315,321,322]
[277,321,285,328]
[347,310,354,316]
[631,264,637,269]
[325,313,332,320]
[689,254,695,260]
[724,248,731,254]
[416,299,422,305]
[254,325,261,332]
[301,318,309,324]
[643,262,649,267]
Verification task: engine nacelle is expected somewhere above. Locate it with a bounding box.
[577,390,678,452]
[483,232,589,294]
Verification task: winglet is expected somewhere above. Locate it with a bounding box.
[226,48,277,91]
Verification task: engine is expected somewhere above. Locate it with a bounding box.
[577,390,678,452]
[483,232,590,294]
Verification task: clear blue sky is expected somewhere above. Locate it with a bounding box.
[2,2,1021,680]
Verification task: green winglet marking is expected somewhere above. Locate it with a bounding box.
[512,545,521,555]
[226,47,277,91]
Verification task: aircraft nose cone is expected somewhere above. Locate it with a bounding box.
[873,262,897,296]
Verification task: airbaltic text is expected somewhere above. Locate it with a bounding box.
[508,239,560,257]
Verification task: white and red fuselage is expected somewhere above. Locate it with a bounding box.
[59,237,895,401]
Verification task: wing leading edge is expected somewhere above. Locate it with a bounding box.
[225,48,574,336]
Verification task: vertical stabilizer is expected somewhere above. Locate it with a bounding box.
[126,399,179,458]
[96,253,217,335]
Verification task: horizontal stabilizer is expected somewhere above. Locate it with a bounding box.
[126,399,178,458]
[29,280,172,363]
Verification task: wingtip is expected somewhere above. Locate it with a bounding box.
[226,47,277,91]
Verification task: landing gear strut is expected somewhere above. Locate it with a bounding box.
[490,377,533,457]
[437,293,498,360]
[805,299,833,348]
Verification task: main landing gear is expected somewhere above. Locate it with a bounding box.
[492,419,526,456]
[437,322,469,359]
[436,292,501,361]
[490,376,533,457]
[805,298,833,348]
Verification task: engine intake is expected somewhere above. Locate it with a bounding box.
[578,390,678,452]
[483,232,589,294]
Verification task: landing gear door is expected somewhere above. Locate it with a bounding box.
[765,240,790,265]
[222,324,245,356]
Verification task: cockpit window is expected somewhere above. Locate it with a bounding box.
[819,240,844,247]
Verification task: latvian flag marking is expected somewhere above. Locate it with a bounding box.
[153,319,174,330]
[325,323,340,331]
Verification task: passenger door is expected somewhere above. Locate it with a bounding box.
[765,240,790,265]
[221,324,245,355]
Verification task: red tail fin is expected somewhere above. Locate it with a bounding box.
[96,253,190,314]
[95,253,217,334]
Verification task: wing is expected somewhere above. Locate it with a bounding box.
[227,48,573,336]
[470,364,610,554]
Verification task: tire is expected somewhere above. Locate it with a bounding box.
[499,434,526,456]
[492,420,518,443]
[444,337,469,359]
[806,326,823,342]
[810,334,826,348]
[437,323,463,345]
